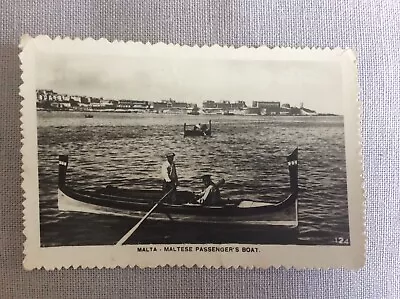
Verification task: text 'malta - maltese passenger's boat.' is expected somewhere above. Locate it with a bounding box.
[57,148,299,233]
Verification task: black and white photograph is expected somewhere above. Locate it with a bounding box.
[21,36,364,269]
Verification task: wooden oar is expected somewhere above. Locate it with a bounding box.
[115,187,174,246]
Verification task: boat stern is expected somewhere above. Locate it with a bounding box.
[58,154,68,188]
[287,148,299,194]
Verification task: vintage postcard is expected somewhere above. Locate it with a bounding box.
[20,36,364,270]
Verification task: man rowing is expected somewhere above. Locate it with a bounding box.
[196,174,222,205]
[161,152,179,203]
[192,123,208,136]
[199,123,208,132]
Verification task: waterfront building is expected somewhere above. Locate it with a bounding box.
[216,100,231,110]
[231,101,247,110]
[202,101,223,114]
[152,101,168,110]
[100,100,118,109]
[202,100,217,109]
[117,99,150,109]
[37,90,72,109]
[50,101,72,110]
[244,107,261,115]
[80,96,90,105]
[252,101,281,115]
[90,98,101,104]
[203,100,246,110]
[280,103,291,115]
[202,100,247,114]
[152,99,188,112]
[169,100,187,109]
[37,89,57,102]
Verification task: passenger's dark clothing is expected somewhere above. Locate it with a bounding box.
[162,180,177,203]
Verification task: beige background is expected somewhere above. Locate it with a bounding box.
[1,1,399,298]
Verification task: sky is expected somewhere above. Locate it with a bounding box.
[35,51,343,115]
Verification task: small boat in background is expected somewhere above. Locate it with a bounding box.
[187,105,200,115]
[184,120,212,137]
[85,114,94,118]
[187,110,200,115]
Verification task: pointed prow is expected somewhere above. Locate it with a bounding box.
[59,155,68,187]
[286,148,298,193]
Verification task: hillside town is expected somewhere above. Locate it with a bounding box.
[36,89,333,116]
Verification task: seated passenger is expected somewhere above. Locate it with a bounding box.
[199,123,208,132]
[196,175,221,205]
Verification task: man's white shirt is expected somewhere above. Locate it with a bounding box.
[161,160,172,182]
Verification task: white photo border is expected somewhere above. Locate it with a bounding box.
[20,35,365,270]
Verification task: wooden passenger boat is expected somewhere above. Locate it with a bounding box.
[57,149,299,231]
[183,120,212,137]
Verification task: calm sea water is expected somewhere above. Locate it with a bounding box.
[38,111,349,246]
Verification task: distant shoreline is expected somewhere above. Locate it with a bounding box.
[37,109,340,117]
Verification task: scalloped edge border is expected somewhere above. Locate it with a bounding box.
[20,35,365,270]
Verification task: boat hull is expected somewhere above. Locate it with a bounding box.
[57,148,299,234]
[183,130,211,137]
[58,186,298,228]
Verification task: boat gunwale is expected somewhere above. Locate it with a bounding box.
[58,188,298,227]
[57,148,298,220]
[59,183,297,217]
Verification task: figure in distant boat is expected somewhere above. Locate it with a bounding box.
[161,152,179,203]
[199,123,208,132]
[193,123,207,134]
[192,123,203,132]
[196,174,222,206]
